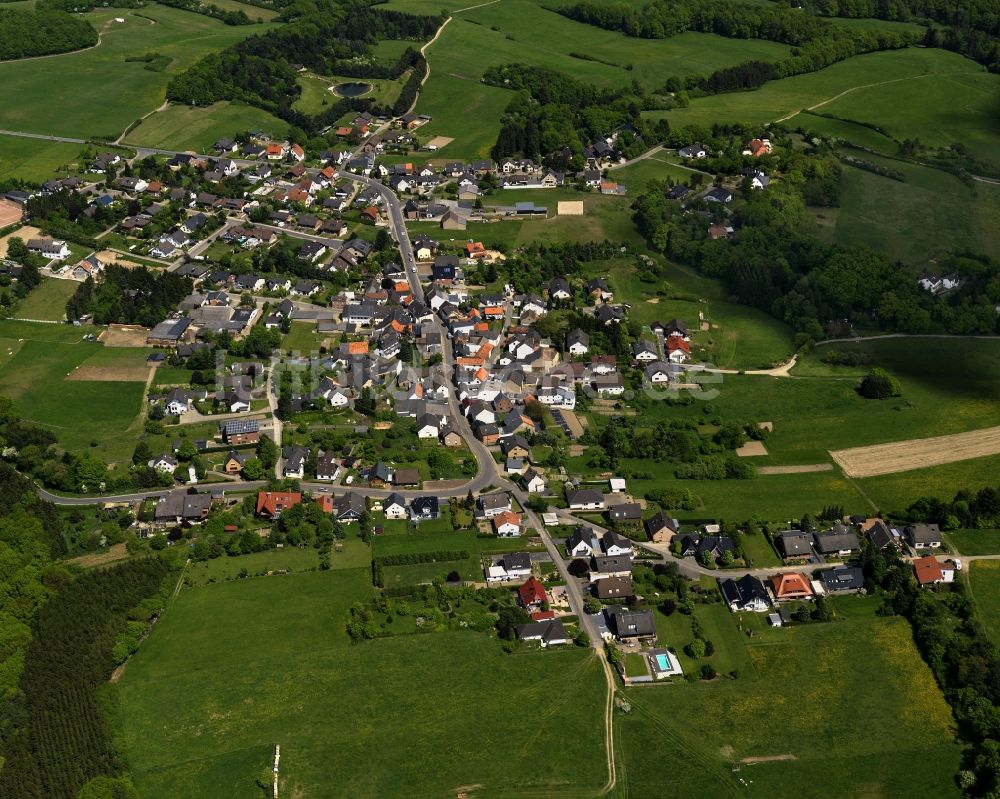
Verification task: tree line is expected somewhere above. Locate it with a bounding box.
[556,0,917,93]
[0,8,97,61]
[859,540,1000,796]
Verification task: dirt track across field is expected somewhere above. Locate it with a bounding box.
[831,426,1000,478]
[67,365,151,382]
[757,463,833,475]
[100,324,150,347]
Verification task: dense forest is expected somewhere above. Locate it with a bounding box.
[557,0,916,92]
[0,8,97,61]
[65,265,191,326]
[167,0,439,132]
[485,64,668,165]
[0,552,173,799]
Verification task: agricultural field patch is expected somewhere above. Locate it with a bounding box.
[115,568,608,798]
[0,7,277,140]
[831,426,1000,478]
[617,615,961,799]
[127,100,288,152]
[970,561,1000,647]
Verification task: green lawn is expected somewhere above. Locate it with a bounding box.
[14,277,79,321]
[0,321,148,463]
[203,0,279,21]
[944,529,1000,556]
[616,615,961,799]
[0,135,90,183]
[0,7,276,140]
[115,567,609,798]
[185,541,372,586]
[281,321,327,353]
[127,101,288,152]
[970,561,1000,646]
[623,651,648,678]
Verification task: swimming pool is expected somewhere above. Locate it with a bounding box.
[655,653,671,671]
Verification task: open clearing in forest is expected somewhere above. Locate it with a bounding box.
[831,426,1000,478]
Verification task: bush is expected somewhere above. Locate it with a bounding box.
[859,367,902,399]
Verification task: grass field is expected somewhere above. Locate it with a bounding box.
[616,615,961,799]
[945,529,1000,556]
[0,7,276,140]
[116,567,609,798]
[280,321,328,353]
[14,277,79,321]
[0,320,148,463]
[830,153,1000,263]
[204,0,279,21]
[970,560,1000,646]
[0,135,89,183]
[127,101,288,152]
[650,49,1000,166]
[408,0,789,159]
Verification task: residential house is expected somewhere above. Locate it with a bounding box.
[813,526,860,557]
[914,555,945,586]
[221,418,259,445]
[644,511,679,543]
[515,619,568,647]
[595,575,633,600]
[567,489,605,511]
[334,491,367,523]
[567,527,601,558]
[521,468,547,494]
[486,551,532,583]
[777,532,813,561]
[906,523,942,549]
[256,491,302,519]
[383,492,408,520]
[719,575,770,612]
[567,329,590,356]
[591,555,633,580]
[607,503,641,523]
[768,572,813,601]
[604,606,656,642]
[476,492,512,519]
[518,576,548,610]
[410,496,440,521]
[819,566,865,593]
[492,511,522,537]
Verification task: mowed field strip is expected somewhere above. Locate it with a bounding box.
[832,426,1000,477]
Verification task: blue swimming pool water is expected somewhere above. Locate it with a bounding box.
[655,653,670,670]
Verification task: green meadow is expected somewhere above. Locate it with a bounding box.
[0,320,148,463]
[14,277,79,321]
[615,615,961,799]
[0,7,276,140]
[829,153,1000,263]
[970,561,1000,647]
[0,136,89,183]
[651,48,1000,160]
[115,567,609,798]
[405,0,790,159]
[127,101,288,152]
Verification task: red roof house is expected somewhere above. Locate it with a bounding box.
[518,576,548,609]
[914,555,944,586]
[256,491,302,518]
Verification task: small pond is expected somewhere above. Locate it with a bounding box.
[332,82,372,97]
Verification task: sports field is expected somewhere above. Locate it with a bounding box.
[127,101,288,152]
[0,7,277,140]
[0,320,149,463]
[115,567,609,798]
[616,615,961,798]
